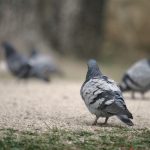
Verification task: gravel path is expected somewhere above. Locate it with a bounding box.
[0,80,150,132]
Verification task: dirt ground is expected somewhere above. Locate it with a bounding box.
[0,80,150,132]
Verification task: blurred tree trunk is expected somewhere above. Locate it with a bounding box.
[0,0,42,47]
[0,0,107,58]
[38,0,107,58]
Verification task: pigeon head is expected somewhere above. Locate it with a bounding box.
[86,59,102,81]
[30,49,38,57]
[1,41,16,58]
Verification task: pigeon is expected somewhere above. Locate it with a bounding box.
[1,41,32,79]
[119,59,150,99]
[80,59,133,126]
[1,42,50,82]
[29,48,62,81]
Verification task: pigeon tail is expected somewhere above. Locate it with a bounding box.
[125,109,133,119]
[117,115,134,126]
[119,82,130,92]
[86,59,102,81]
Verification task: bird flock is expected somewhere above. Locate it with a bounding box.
[1,41,150,126]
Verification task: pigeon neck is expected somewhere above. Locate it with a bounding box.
[86,66,102,81]
[30,49,38,57]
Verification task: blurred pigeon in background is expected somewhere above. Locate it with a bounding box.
[80,59,133,126]
[29,48,62,79]
[1,42,51,82]
[119,59,150,99]
[1,41,32,79]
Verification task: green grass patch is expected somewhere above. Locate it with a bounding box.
[0,127,150,150]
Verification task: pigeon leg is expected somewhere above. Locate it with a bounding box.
[141,92,145,99]
[92,116,99,125]
[103,117,109,124]
[99,117,109,126]
[131,92,135,99]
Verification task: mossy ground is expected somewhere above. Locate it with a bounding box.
[0,127,149,150]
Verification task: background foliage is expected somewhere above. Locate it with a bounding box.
[0,0,149,62]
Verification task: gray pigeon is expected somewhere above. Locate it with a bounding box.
[1,41,32,79]
[1,42,50,82]
[80,59,133,126]
[119,59,150,99]
[29,49,62,81]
